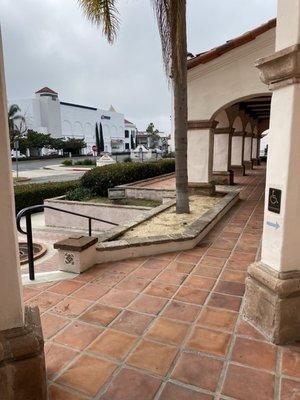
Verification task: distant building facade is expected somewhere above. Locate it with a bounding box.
[10,87,138,154]
[136,131,170,152]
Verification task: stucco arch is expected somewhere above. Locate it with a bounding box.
[188,27,275,121]
[62,120,72,136]
[245,122,252,133]
[214,109,230,128]
[232,116,243,131]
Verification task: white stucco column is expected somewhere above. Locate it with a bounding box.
[251,137,258,160]
[231,132,245,175]
[187,120,216,194]
[244,0,300,344]
[212,128,234,184]
[243,135,253,170]
[0,29,24,330]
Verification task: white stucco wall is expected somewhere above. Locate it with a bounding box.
[10,92,136,154]
[188,29,275,120]
[244,137,252,162]
[213,134,229,171]
[231,136,243,165]
[188,129,212,183]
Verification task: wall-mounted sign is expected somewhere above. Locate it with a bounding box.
[268,188,281,214]
[101,115,111,120]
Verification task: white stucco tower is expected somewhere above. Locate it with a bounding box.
[35,87,62,137]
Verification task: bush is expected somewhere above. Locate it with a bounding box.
[123,156,132,163]
[81,159,175,197]
[14,180,79,213]
[74,159,95,166]
[65,187,95,201]
[61,159,73,166]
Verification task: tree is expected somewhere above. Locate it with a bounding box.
[99,122,104,152]
[130,133,135,149]
[8,104,26,148]
[95,123,101,155]
[77,0,190,213]
[63,138,86,155]
[49,137,65,150]
[146,122,160,149]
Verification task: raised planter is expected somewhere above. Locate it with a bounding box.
[44,196,151,232]
[54,191,240,273]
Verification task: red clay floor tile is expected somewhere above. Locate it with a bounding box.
[146,317,189,346]
[45,342,78,380]
[79,304,121,326]
[162,300,201,323]
[282,346,300,379]
[99,288,138,307]
[222,364,274,400]
[231,337,277,371]
[111,310,153,335]
[53,321,103,350]
[41,313,69,340]
[88,329,137,360]
[199,304,237,330]
[171,352,223,392]
[127,339,178,376]
[101,368,162,400]
[128,294,167,315]
[186,326,231,357]
[159,383,213,400]
[55,354,117,397]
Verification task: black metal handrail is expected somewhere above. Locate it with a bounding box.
[16,204,119,281]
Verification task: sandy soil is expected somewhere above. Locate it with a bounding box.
[122,195,222,238]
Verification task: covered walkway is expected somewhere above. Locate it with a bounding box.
[24,166,299,400]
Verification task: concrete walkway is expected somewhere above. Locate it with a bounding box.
[24,165,300,400]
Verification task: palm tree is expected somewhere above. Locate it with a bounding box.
[78,0,190,213]
[8,104,26,145]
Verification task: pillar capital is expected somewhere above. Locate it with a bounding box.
[214,127,235,135]
[188,119,218,130]
[232,130,244,137]
[255,44,300,90]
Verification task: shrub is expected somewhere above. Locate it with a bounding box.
[14,180,79,213]
[65,187,95,201]
[81,159,175,197]
[74,158,95,166]
[123,156,132,163]
[61,159,73,166]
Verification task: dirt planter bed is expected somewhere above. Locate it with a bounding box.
[54,191,240,273]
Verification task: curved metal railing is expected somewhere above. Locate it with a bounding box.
[16,204,119,281]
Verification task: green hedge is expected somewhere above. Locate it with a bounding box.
[14,180,79,213]
[81,159,175,197]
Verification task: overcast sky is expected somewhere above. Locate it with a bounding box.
[1,0,276,133]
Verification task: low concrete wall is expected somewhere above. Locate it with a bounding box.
[44,196,150,232]
[115,173,176,201]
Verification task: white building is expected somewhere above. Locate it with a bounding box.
[10,87,138,154]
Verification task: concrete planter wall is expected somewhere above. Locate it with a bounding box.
[44,196,150,232]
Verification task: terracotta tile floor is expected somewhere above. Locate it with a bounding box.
[24,165,300,399]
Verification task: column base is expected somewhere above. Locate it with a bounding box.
[212,170,234,185]
[243,160,253,170]
[0,306,47,399]
[243,262,300,344]
[231,165,246,176]
[188,182,215,196]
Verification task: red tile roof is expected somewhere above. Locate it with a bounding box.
[187,18,276,70]
[35,87,58,94]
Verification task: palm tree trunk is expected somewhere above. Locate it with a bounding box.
[172,0,190,213]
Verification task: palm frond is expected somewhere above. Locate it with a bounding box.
[8,104,21,119]
[78,0,119,44]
